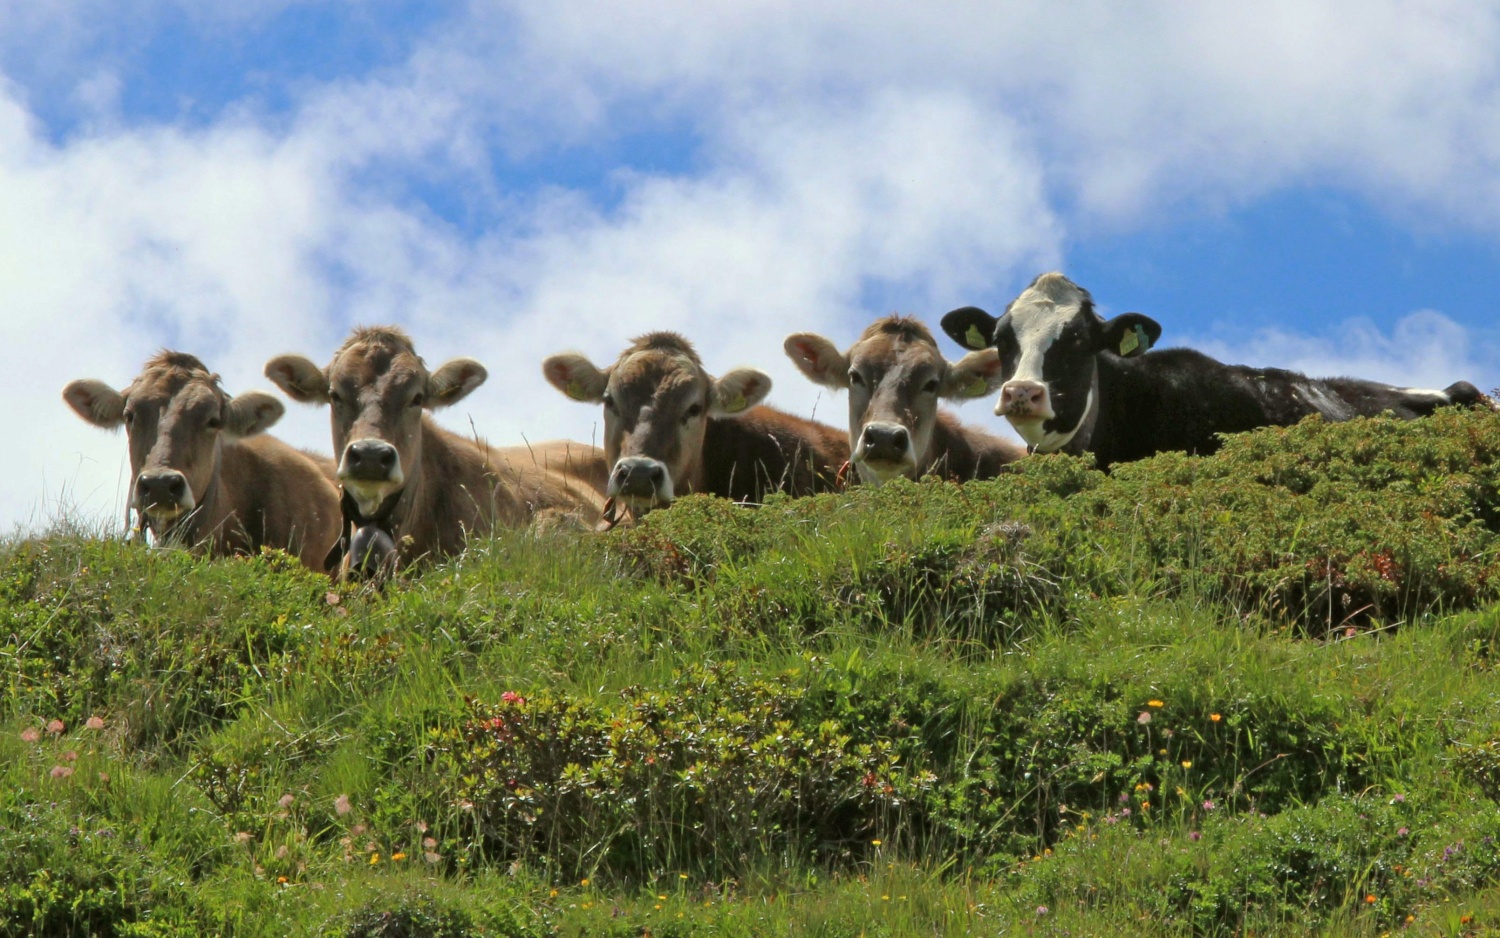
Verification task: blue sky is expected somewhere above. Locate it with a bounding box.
[8,1,1500,531]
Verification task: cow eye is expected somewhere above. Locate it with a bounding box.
[922,378,940,394]
[206,415,223,430]
[602,392,616,412]
[683,402,704,423]
[848,370,864,387]
[410,393,425,408]
[123,410,135,426]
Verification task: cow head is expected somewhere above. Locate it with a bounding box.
[63,352,284,532]
[784,316,1004,483]
[265,327,486,519]
[542,333,770,513]
[942,272,1161,453]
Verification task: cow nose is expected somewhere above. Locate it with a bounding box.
[999,380,1049,418]
[858,423,910,463]
[610,456,670,501]
[135,470,188,509]
[343,439,399,482]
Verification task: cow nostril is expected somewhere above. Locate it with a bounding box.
[168,477,185,496]
[648,464,665,483]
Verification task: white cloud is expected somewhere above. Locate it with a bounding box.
[1,48,1058,531]
[9,1,1500,531]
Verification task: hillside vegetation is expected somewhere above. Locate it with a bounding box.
[5,408,1500,936]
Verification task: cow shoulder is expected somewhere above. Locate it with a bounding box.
[224,434,342,569]
[928,410,1025,480]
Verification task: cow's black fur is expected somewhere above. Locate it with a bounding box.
[943,274,1488,469]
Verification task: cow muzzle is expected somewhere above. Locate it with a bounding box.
[608,456,674,510]
[339,438,405,516]
[134,469,194,519]
[854,422,915,483]
[997,380,1054,421]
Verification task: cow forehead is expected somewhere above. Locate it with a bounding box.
[129,368,222,410]
[330,342,427,389]
[610,351,706,403]
[1005,274,1093,344]
[851,332,942,376]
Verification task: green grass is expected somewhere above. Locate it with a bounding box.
[6,409,1500,935]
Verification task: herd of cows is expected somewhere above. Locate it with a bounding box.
[61,272,1494,579]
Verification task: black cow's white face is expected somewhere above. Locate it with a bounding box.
[942,272,1161,453]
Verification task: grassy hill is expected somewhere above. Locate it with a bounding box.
[5,408,1500,936]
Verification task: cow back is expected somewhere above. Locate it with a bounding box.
[699,406,849,502]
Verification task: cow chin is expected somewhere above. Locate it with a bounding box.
[1006,413,1085,454]
[139,501,192,524]
[342,478,403,518]
[617,492,672,515]
[854,455,916,485]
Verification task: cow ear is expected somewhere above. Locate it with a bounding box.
[783,333,850,390]
[541,353,610,403]
[224,390,285,437]
[1100,312,1162,358]
[712,368,772,416]
[265,355,330,404]
[940,306,998,351]
[63,380,126,428]
[941,348,1005,399]
[428,358,488,408]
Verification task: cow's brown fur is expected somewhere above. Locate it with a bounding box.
[62,351,341,571]
[266,327,609,568]
[785,315,1022,484]
[543,332,848,514]
[697,406,850,501]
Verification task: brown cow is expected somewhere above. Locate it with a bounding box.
[542,332,848,517]
[265,327,609,571]
[784,316,1023,484]
[62,351,342,571]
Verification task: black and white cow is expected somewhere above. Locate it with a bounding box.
[942,272,1489,468]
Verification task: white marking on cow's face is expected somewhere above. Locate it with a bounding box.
[1011,389,1093,453]
[1009,313,1066,386]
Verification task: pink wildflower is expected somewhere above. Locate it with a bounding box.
[46,719,64,734]
[334,794,352,816]
[279,794,295,808]
[1137,711,1152,724]
[85,716,105,730]
[20,728,39,743]
[50,765,74,779]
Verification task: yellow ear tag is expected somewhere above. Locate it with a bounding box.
[1119,327,1140,356]
[964,376,989,397]
[965,324,987,350]
[566,380,591,401]
[720,393,748,413]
